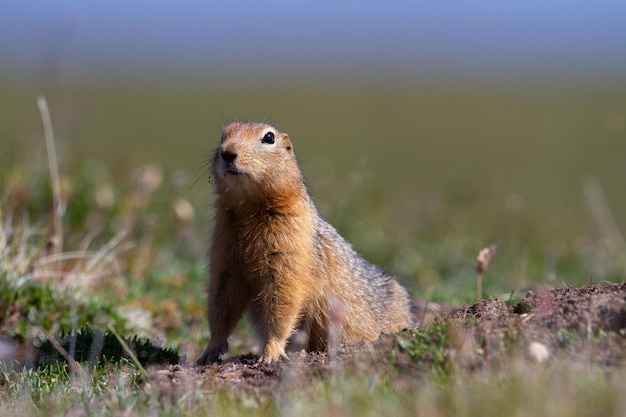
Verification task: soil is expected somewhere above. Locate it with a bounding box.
[151,282,626,398]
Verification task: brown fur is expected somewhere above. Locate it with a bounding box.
[195,121,412,364]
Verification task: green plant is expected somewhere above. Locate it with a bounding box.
[35,326,179,368]
[395,321,451,377]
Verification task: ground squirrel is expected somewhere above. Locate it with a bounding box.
[195,121,412,364]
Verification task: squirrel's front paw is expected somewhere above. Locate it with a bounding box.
[194,340,228,366]
[258,341,289,364]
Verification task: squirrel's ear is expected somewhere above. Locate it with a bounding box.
[283,134,293,151]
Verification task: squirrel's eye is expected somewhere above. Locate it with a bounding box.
[261,131,275,145]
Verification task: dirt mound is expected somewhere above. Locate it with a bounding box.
[151,282,626,398]
[440,282,626,367]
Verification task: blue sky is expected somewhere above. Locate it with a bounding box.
[2,1,626,81]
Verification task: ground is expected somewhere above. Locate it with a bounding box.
[149,282,626,398]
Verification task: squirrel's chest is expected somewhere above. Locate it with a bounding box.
[225,212,296,253]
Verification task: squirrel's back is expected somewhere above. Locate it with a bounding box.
[313,218,412,343]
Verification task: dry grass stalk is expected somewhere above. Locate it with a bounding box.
[583,180,626,274]
[37,95,65,256]
[474,243,498,301]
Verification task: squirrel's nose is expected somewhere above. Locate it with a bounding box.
[220,150,237,163]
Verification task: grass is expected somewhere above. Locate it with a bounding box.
[394,322,450,377]
[1,77,625,415]
[2,353,626,416]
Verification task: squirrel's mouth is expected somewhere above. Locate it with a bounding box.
[224,167,250,177]
[226,168,242,175]
[222,161,244,176]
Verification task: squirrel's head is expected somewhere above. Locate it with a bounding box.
[212,121,301,198]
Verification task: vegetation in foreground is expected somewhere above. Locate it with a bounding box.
[2,160,625,417]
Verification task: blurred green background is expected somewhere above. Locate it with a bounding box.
[3,80,625,292]
[1,2,626,350]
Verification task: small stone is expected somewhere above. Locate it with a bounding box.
[528,341,550,363]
